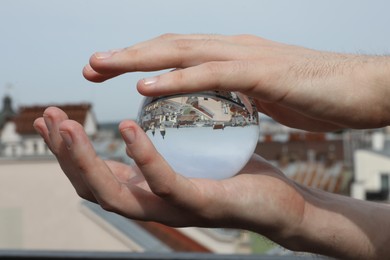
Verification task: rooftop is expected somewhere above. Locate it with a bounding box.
[13,104,92,135]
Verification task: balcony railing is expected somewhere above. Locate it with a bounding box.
[0,250,328,260]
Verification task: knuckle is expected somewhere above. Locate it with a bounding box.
[230,60,250,74]
[98,197,121,213]
[172,39,194,51]
[125,49,143,71]
[234,34,263,44]
[201,62,225,89]
[204,61,225,76]
[51,144,67,157]
[99,201,116,213]
[131,143,161,168]
[158,33,178,40]
[133,152,154,168]
[170,69,185,84]
[75,153,99,173]
[208,60,249,79]
[125,147,133,158]
[149,172,178,199]
[237,34,256,41]
[202,61,250,90]
[75,190,95,202]
[123,48,160,72]
[152,184,174,199]
[123,47,139,58]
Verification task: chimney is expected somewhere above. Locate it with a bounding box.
[372,131,385,151]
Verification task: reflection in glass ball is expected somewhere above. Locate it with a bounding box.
[137,91,260,179]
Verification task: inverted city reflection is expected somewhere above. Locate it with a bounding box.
[137,91,260,179]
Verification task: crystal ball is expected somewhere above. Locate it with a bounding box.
[137,91,260,179]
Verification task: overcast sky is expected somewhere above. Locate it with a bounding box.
[1,0,389,122]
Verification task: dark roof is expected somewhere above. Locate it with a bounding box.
[255,139,349,194]
[255,139,344,161]
[13,104,92,135]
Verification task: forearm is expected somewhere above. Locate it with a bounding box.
[224,159,389,258]
[352,55,390,128]
[285,53,390,130]
[292,185,390,259]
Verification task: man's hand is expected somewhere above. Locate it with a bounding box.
[33,106,305,239]
[83,34,390,131]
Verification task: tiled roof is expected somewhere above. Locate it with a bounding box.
[13,104,92,135]
[284,161,346,193]
[255,140,349,194]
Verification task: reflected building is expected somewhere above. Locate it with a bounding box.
[138,91,259,138]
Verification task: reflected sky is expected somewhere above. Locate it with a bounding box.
[147,126,259,179]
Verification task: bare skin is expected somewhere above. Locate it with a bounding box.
[84,34,390,130]
[34,34,390,259]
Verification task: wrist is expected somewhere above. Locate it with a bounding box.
[291,185,387,259]
[351,55,390,128]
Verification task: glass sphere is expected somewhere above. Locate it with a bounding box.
[137,91,260,179]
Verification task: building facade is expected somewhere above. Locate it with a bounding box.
[0,97,97,158]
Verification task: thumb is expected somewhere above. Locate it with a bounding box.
[119,120,205,209]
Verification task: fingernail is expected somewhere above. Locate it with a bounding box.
[43,114,52,132]
[60,131,73,149]
[94,49,123,60]
[142,76,158,86]
[94,51,113,59]
[122,128,136,144]
[83,64,93,72]
[33,125,44,136]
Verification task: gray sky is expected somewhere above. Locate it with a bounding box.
[1,0,389,122]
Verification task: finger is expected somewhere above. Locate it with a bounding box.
[59,120,168,220]
[33,117,51,146]
[42,106,69,154]
[82,64,122,83]
[83,35,248,82]
[119,120,206,211]
[58,120,127,204]
[130,33,230,51]
[35,107,96,201]
[136,60,275,98]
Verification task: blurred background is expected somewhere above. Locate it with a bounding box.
[1,0,390,258]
